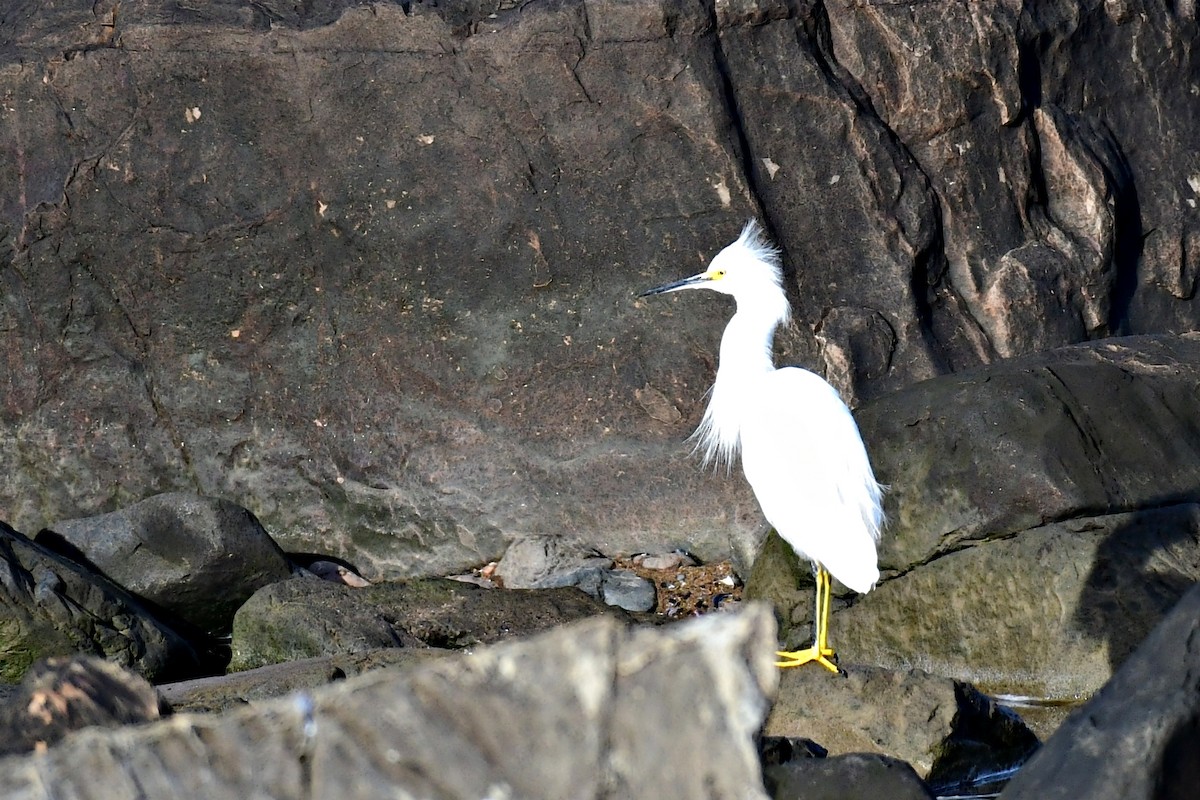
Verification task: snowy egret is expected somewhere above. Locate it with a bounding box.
[640,220,884,673]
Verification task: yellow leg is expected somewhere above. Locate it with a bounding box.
[776,566,840,673]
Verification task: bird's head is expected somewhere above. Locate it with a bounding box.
[639,220,786,308]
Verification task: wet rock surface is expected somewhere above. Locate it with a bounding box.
[765,664,1038,791]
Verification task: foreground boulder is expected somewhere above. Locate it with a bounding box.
[0,522,200,683]
[37,493,295,635]
[229,575,633,671]
[0,606,778,800]
[0,656,160,756]
[998,581,1200,799]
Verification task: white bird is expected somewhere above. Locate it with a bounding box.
[640,220,884,672]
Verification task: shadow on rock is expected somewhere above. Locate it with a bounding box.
[1071,502,1200,672]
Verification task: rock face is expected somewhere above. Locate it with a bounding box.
[0,522,200,683]
[997,582,1200,800]
[0,605,779,800]
[229,575,631,671]
[2,0,1198,579]
[37,492,296,635]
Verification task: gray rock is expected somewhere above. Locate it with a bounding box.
[3,0,1199,583]
[764,753,935,800]
[635,552,697,571]
[0,605,779,800]
[835,504,1200,701]
[0,656,160,756]
[764,664,1038,789]
[38,493,295,635]
[859,335,1200,572]
[229,576,631,671]
[599,568,658,612]
[497,535,659,610]
[158,648,448,715]
[495,535,614,590]
[0,522,201,683]
[997,582,1200,800]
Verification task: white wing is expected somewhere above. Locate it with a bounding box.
[738,367,884,593]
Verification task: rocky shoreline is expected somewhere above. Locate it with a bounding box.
[3,440,1200,798]
[4,0,1200,796]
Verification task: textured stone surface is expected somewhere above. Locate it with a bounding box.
[0,605,779,800]
[752,336,1200,699]
[998,582,1200,800]
[158,648,446,715]
[0,522,200,683]
[764,664,1038,787]
[37,492,295,635]
[229,576,631,671]
[764,753,936,800]
[494,535,615,590]
[1,1,1198,580]
[835,504,1200,700]
[0,656,160,756]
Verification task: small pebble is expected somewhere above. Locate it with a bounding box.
[307,561,371,587]
[600,569,657,612]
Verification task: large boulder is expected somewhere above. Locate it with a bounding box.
[0,522,201,683]
[860,334,1200,570]
[0,605,779,800]
[836,504,1200,700]
[37,492,295,635]
[0,656,160,757]
[753,335,1200,700]
[2,0,1199,580]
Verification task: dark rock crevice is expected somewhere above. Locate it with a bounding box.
[803,0,956,378]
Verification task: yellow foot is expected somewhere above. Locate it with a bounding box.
[775,647,841,673]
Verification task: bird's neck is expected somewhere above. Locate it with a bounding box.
[717,305,781,379]
[690,295,789,468]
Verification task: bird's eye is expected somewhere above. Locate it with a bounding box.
[712,270,726,280]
